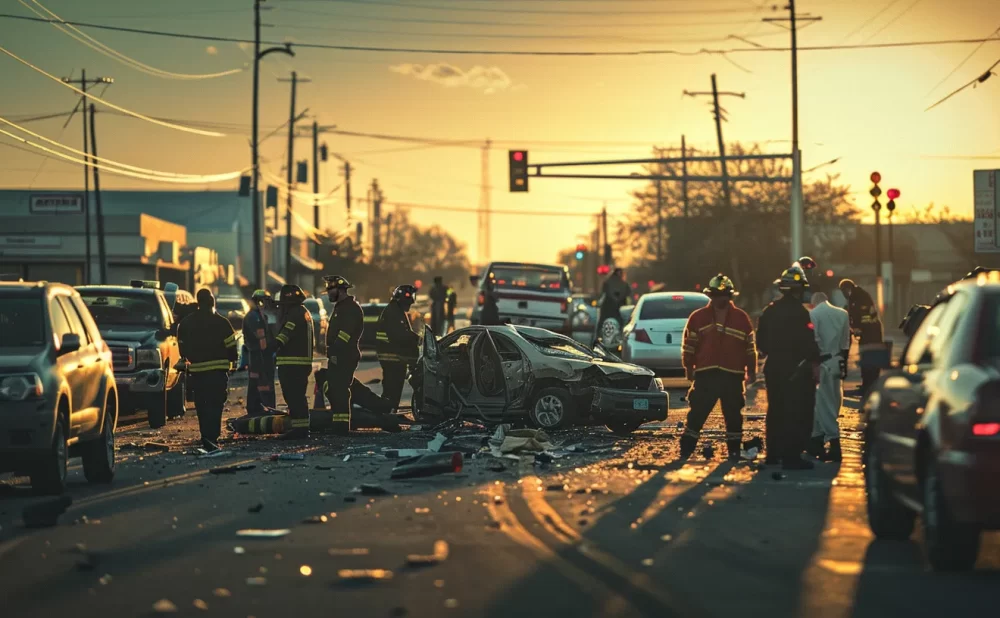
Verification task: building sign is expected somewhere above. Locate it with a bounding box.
[974,170,1000,253]
[29,193,84,215]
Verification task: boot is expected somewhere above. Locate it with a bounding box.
[821,438,842,463]
[679,434,697,460]
[726,440,741,462]
[782,455,815,471]
[806,436,826,459]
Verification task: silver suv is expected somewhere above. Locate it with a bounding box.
[0,282,118,494]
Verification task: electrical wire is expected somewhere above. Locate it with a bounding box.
[925,25,1000,97]
[19,0,244,80]
[840,0,902,42]
[925,57,1000,111]
[3,14,998,57]
[860,0,924,44]
[0,45,225,137]
[0,127,248,183]
[281,0,763,16]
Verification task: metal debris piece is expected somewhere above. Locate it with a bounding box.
[142,442,171,453]
[391,452,463,480]
[245,577,267,586]
[303,515,329,524]
[212,588,231,598]
[343,455,351,462]
[152,599,178,613]
[315,465,334,471]
[210,464,256,475]
[197,449,232,459]
[338,569,394,581]
[271,453,305,461]
[193,599,208,610]
[405,540,449,567]
[236,529,291,538]
[486,460,506,472]
[353,483,389,495]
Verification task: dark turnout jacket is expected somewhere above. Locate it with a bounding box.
[376,300,420,363]
[178,307,238,373]
[327,295,364,362]
[757,294,820,376]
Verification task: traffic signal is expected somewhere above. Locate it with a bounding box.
[297,160,308,184]
[886,188,900,213]
[603,243,612,264]
[597,264,610,276]
[870,171,882,213]
[266,185,278,207]
[320,144,328,162]
[574,243,586,260]
[509,150,528,192]
[238,175,251,197]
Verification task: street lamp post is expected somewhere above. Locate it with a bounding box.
[251,0,293,289]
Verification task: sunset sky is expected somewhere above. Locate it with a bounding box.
[1,0,999,265]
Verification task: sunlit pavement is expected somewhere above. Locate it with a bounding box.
[1,359,999,616]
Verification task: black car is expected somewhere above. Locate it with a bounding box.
[76,280,185,428]
[0,281,118,494]
[861,277,1000,571]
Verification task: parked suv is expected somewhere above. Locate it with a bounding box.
[76,280,184,429]
[0,281,118,494]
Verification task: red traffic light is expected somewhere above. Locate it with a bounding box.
[870,171,881,184]
[825,269,834,277]
[597,265,610,276]
[887,188,900,200]
[512,151,525,162]
[414,279,422,289]
[576,243,586,251]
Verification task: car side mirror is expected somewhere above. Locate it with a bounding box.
[59,333,81,355]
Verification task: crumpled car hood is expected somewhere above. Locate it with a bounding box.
[533,356,653,380]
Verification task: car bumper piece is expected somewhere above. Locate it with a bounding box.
[590,387,668,423]
[0,399,55,465]
[116,368,165,393]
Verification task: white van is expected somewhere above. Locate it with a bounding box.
[470,262,573,334]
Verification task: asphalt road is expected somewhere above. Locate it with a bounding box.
[1,348,999,617]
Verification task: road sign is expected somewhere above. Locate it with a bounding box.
[974,170,1000,253]
[29,193,83,214]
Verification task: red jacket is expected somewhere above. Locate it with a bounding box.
[682,302,757,377]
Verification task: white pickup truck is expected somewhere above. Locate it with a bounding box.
[469,262,573,335]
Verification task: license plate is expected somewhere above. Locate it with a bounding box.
[632,398,649,411]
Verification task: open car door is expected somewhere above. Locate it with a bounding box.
[420,325,448,413]
[469,330,511,421]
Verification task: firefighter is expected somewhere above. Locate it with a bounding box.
[376,284,420,409]
[324,275,364,435]
[178,289,239,452]
[273,284,314,440]
[241,289,276,416]
[838,278,883,397]
[757,266,821,470]
[679,274,758,461]
[429,276,448,337]
[807,292,851,462]
[446,286,458,334]
[480,274,501,326]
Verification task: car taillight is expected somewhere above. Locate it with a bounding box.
[561,301,568,312]
[634,329,652,344]
[972,422,1000,436]
[478,292,485,306]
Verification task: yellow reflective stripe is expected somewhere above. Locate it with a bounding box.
[290,418,310,428]
[276,334,289,344]
[363,316,379,323]
[225,339,238,348]
[189,360,232,372]
[276,356,313,366]
[697,323,714,333]
[284,321,297,330]
[337,330,350,342]
[224,333,238,344]
[376,332,390,341]
[332,414,350,422]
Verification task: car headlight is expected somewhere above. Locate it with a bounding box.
[0,374,44,401]
[136,349,162,368]
[649,377,664,392]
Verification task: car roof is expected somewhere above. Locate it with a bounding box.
[77,285,160,294]
[488,262,566,270]
[639,291,706,301]
[0,281,75,294]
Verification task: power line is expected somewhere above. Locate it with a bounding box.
[280,0,763,16]
[380,199,616,218]
[840,0,902,42]
[0,45,225,137]
[925,25,1000,97]
[861,0,924,44]
[3,14,998,56]
[925,57,1000,111]
[18,0,243,80]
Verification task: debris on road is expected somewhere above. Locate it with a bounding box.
[486,459,506,472]
[343,455,351,462]
[197,449,232,459]
[270,453,305,461]
[212,588,232,598]
[353,483,389,495]
[303,515,329,524]
[427,432,448,452]
[209,463,256,475]
[152,599,178,613]
[328,548,370,556]
[741,447,760,461]
[405,540,450,567]
[236,529,291,538]
[193,599,208,610]
[22,495,72,529]
[383,448,434,459]
[390,452,463,480]
[248,503,264,513]
[315,465,334,471]
[338,569,394,581]
[245,577,267,586]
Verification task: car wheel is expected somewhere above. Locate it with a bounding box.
[167,376,186,420]
[83,392,116,484]
[31,414,68,495]
[147,387,167,429]
[922,456,981,571]
[606,420,643,436]
[529,387,575,430]
[863,431,916,540]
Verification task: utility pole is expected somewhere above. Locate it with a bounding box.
[683,75,745,212]
[344,161,352,221]
[277,71,310,281]
[61,71,112,284]
[312,120,319,260]
[764,1,822,262]
[655,177,663,262]
[600,204,609,266]
[250,0,294,289]
[478,139,492,267]
[681,135,689,221]
[88,103,107,284]
[370,179,383,263]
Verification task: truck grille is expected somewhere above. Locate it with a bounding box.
[107,344,135,371]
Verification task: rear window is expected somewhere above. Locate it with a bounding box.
[79,291,163,327]
[491,265,568,291]
[0,295,45,348]
[638,296,706,320]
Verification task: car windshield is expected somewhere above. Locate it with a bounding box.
[639,296,706,320]
[520,329,596,360]
[0,295,45,348]
[79,291,162,327]
[216,298,248,313]
[491,265,567,291]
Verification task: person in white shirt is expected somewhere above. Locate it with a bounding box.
[807,292,851,462]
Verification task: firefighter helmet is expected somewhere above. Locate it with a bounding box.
[250,289,271,301]
[277,284,306,305]
[705,274,738,297]
[392,284,418,302]
[797,256,817,271]
[323,275,353,290]
[777,266,808,292]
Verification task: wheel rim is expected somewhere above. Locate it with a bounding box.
[534,395,564,427]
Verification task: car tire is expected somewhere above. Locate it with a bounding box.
[83,392,116,484]
[528,387,576,430]
[863,431,916,540]
[31,413,68,495]
[922,456,981,571]
[147,387,167,429]
[167,376,186,420]
[606,420,643,436]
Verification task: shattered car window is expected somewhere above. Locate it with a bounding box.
[521,331,596,360]
[448,334,472,349]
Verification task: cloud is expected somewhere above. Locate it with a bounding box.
[206,45,218,55]
[389,63,522,94]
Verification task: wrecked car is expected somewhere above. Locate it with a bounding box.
[409,325,668,434]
